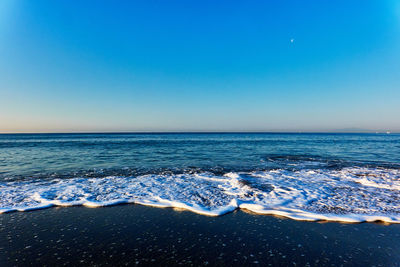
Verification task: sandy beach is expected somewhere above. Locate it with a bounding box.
[1,205,399,266]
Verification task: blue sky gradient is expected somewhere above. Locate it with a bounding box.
[1,0,399,132]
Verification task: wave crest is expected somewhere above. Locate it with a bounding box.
[1,167,400,223]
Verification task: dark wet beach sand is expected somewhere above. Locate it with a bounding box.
[1,205,400,266]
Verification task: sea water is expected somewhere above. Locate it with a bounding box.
[1,133,399,222]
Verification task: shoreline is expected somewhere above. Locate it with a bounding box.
[2,200,400,224]
[1,204,399,266]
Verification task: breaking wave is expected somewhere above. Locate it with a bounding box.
[1,167,400,223]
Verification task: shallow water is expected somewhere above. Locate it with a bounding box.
[1,133,399,222]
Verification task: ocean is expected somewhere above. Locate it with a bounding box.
[1,133,399,223]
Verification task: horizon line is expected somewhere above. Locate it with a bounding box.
[0,131,398,135]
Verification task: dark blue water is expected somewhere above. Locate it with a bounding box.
[1,133,399,181]
[1,133,400,222]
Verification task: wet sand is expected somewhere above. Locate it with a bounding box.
[1,205,399,266]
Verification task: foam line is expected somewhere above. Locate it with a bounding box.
[1,167,399,223]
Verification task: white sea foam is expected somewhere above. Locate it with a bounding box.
[1,167,400,223]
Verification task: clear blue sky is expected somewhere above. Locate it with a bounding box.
[1,0,399,132]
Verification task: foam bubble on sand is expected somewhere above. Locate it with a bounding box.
[1,167,400,223]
